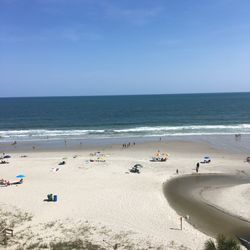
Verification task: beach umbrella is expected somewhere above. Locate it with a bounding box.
[134,164,143,168]
[16,174,25,178]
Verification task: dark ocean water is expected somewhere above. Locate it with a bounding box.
[0,93,250,141]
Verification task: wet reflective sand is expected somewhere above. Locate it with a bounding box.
[163,174,250,240]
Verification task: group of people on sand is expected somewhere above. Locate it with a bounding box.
[0,179,11,186]
[0,153,11,164]
[122,142,135,148]
[89,152,106,162]
[0,160,9,164]
[152,150,168,162]
[0,178,23,187]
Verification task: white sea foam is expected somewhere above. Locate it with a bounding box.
[114,124,250,133]
[0,124,250,141]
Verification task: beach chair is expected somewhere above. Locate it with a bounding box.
[97,158,105,162]
[0,161,9,164]
[0,179,5,185]
[47,194,53,201]
[53,195,58,202]
[10,179,23,185]
[200,156,211,164]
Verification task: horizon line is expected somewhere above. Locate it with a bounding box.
[0,91,249,99]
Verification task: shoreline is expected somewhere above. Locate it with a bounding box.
[1,133,250,154]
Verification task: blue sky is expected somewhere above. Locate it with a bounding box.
[0,0,250,97]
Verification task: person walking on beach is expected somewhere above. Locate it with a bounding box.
[196,162,200,173]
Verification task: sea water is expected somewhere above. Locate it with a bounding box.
[0,92,250,142]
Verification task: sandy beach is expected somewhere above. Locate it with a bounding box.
[2,0,250,247]
[1,139,250,249]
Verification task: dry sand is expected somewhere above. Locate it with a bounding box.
[0,140,250,249]
[202,183,250,222]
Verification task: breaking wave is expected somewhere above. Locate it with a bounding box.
[1,124,250,141]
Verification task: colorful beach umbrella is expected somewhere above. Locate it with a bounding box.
[16,174,25,178]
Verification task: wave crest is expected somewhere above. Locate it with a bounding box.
[1,124,250,141]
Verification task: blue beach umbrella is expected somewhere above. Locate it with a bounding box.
[16,174,25,178]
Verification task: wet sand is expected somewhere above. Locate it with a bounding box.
[2,134,250,154]
[164,174,250,241]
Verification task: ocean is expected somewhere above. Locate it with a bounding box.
[0,92,250,142]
